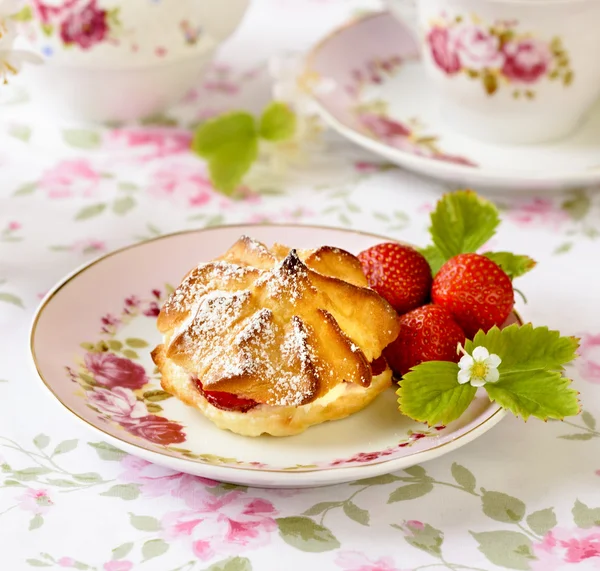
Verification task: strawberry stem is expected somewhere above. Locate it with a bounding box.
[514,287,528,304]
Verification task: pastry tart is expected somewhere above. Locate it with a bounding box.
[152,236,400,436]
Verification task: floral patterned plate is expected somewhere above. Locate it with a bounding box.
[304,12,600,192]
[30,225,506,488]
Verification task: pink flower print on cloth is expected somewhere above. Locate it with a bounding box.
[107,127,193,162]
[531,528,600,570]
[18,488,53,514]
[40,159,101,199]
[118,455,219,498]
[103,562,134,571]
[508,198,569,230]
[161,489,277,560]
[577,333,600,384]
[147,163,216,208]
[335,551,411,571]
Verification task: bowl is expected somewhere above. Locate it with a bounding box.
[15,0,250,122]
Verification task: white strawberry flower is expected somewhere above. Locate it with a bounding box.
[0,0,41,85]
[458,346,502,387]
[260,51,334,171]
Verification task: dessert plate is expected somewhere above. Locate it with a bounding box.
[30,225,506,488]
[303,12,600,192]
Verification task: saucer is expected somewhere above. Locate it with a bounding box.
[30,225,505,488]
[303,12,600,192]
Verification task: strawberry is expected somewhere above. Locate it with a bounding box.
[358,242,432,314]
[194,378,258,412]
[384,305,465,378]
[431,253,514,339]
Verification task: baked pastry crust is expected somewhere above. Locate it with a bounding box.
[152,342,393,437]
[152,236,400,436]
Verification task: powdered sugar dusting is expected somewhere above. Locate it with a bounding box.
[161,236,381,407]
[271,316,320,406]
[282,316,312,371]
[240,234,269,253]
[255,250,313,303]
[179,290,252,379]
[234,308,275,346]
[167,262,253,314]
[188,291,250,339]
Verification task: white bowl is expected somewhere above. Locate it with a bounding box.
[15,0,249,122]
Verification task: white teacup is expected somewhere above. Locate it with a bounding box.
[387,0,600,145]
[15,0,249,122]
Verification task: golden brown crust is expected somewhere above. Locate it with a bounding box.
[303,245,368,287]
[153,236,400,409]
[152,343,393,437]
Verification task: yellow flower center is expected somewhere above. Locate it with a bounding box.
[471,362,488,379]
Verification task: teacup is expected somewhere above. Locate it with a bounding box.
[14,0,249,122]
[387,0,600,145]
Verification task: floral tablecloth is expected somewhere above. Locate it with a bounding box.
[2,1,600,570]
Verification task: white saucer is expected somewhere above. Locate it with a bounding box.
[304,12,600,192]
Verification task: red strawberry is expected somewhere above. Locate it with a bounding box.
[358,242,432,314]
[431,253,514,339]
[194,378,258,413]
[384,305,465,377]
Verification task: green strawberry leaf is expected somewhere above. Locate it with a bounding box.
[191,111,258,194]
[465,324,579,373]
[483,252,536,279]
[429,190,500,260]
[485,369,580,421]
[259,102,297,142]
[464,324,580,420]
[419,245,447,276]
[192,111,256,157]
[207,138,259,195]
[397,361,477,426]
[400,324,580,425]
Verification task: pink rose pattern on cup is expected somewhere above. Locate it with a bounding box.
[31,0,120,50]
[22,1,202,56]
[426,14,573,97]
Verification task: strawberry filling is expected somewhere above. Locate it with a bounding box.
[194,357,387,412]
[193,378,258,413]
[370,355,387,376]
